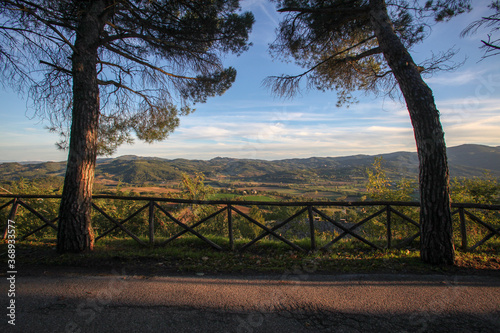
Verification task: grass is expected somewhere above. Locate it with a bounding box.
[208,193,279,201]
[1,236,499,276]
[240,195,278,202]
[209,193,240,200]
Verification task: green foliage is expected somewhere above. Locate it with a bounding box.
[365,158,499,247]
[181,67,237,104]
[366,157,391,200]
[180,172,214,201]
[364,157,419,242]
[425,0,472,22]
[2,159,498,247]
[169,173,225,237]
[0,179,61,238]
[450,173,500,204]
[366,157,416,202]
[91,193,150,238]
[268,0,471,103]
[450,173,500,247]
[1,178,61,195]
[233,206,266,239]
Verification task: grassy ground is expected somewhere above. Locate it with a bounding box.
[2,236,499,277]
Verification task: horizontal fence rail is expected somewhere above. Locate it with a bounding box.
[1,194,499,252]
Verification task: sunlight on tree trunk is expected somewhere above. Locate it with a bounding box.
[57,1,106,253]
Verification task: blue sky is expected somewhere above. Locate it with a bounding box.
[0,0,499,162]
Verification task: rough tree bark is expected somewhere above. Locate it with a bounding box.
[57,1,109,253]
[369,0,454,264]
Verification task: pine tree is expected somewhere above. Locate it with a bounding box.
[267,0,472,264]
[0,0,253,252]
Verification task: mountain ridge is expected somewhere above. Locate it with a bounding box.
[1,144,499,184]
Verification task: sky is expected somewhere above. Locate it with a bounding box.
[0,0,499,162]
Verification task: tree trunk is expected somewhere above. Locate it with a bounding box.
[369,0,454,264]
[57,1,108,253]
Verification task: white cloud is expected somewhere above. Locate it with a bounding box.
[176,126,232,140]
[2,1,498,162]
[444,115,500,147]
[426,69,488,86]
[439,96,500,129]
[365,126,412,134]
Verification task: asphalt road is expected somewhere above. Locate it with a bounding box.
[2,270,500,333]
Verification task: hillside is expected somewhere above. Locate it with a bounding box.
[1,144,499,185]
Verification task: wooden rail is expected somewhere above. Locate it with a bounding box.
[1,194,499,252]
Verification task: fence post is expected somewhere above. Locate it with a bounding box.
[308,205,316,251]
[148,200,155,245]
[386,205,392,249]
[459,207,468,250]
[2,199,19,240]
[227,204,234,251]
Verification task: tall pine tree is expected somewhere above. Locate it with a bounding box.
[267,0,472,264]
[0,0,253,253]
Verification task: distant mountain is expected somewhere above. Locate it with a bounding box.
[446,144,500,173]
[0,161,67,180]
[1,144,499,184]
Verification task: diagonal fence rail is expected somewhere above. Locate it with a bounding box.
[1,194,499,252]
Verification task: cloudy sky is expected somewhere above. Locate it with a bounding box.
[0,0,499,162]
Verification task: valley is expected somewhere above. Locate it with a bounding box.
[1,144,499,201]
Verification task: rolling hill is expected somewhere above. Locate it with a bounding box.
[1,144,499,185]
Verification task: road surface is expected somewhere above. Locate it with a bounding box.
[2,270,500,332]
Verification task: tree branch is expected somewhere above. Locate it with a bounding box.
[278,6,370,14]
[3,0,77,53]
[4,0,74,28]
[97,78,154,109]
[39,60,71,75]
[101,31,207,57]
[265,40,381,99]
[270,36,379,83]
[481,16,500,22]
[103,43,199,80]
[97,60,132,75]
[482,39,500,50]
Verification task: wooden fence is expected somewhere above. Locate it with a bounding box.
[1,194,499,252]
